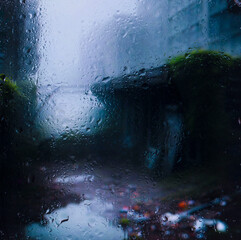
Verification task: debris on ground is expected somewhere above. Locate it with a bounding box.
[118,192,239,239]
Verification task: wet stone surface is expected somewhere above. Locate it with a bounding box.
[1,161,239,240]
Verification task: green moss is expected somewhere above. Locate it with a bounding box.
[0,74,39,188]
[119,218,130,228]
[167,50,239,164]
[0,74,37,146]
[0,74,21,131]
[0,74,19,100]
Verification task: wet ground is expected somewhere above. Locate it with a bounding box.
[24,162,161,239]
[0,161,240,240]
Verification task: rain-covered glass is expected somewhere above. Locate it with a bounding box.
[0,0,241,239]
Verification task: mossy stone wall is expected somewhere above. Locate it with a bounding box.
[168,50,240,165]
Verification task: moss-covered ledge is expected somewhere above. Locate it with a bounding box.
[90,49,240,170]
[167,49,241,165]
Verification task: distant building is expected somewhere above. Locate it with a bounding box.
[1,0,240,79]
[0,0,21,78]
[137,0,241,66]
[0,0,39,80]
[166,0,241,58]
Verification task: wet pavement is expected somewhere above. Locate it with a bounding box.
[22,162,241,240]
[24,163,160,239]
[1,161,240,240]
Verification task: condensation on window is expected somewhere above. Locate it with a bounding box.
[0,0,241,239]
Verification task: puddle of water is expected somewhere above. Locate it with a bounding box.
[54,174,95,184]
[25,199,124,240]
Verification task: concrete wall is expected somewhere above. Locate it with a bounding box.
[166,0,241,58]
[0,0,39,80]
[0,1,21,78]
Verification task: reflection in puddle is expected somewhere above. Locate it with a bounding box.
[26,199,123,240]
[54,175,95,184]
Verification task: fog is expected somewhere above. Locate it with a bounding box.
[38,0,166,86]
[35,0,167,135]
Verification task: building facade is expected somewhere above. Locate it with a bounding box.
[166,0,241,58]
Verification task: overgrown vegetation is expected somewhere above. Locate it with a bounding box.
[0,74,38,187]
[120,218,131,228]
[0,74,20,149]
[167,49,240,166]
